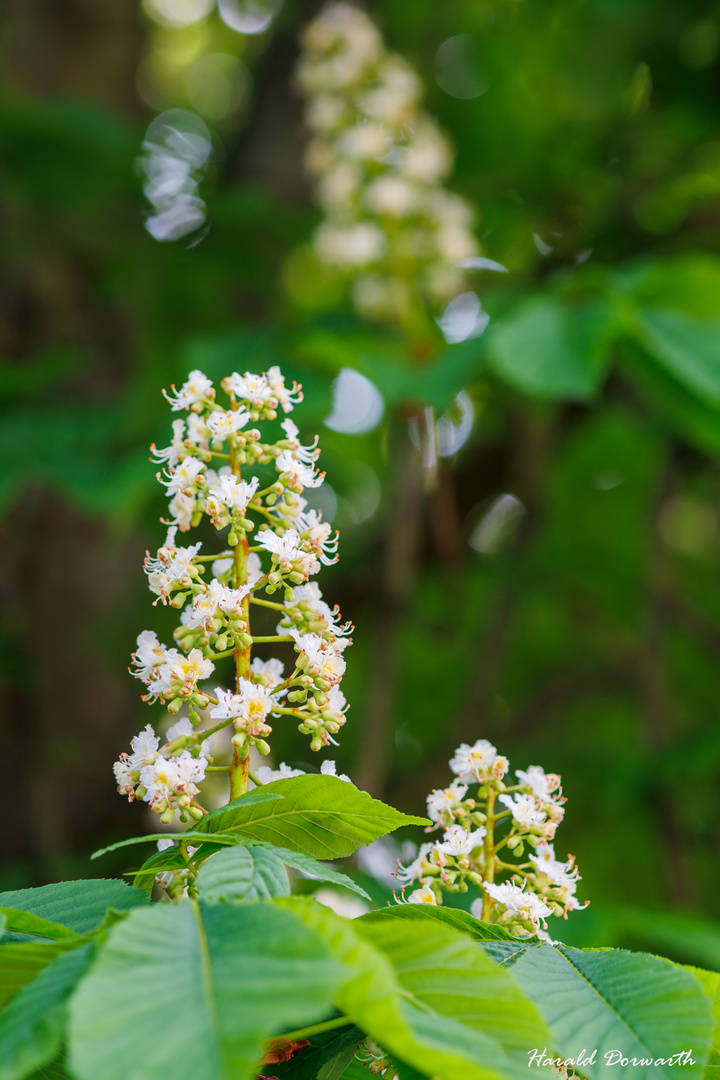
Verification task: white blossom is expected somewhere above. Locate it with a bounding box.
[315,222,386,267]
[160,457,205,498]
[320,760,351,783]
[131,630,171,682]
[516,765,563,804]
[257,528,320,579]
[275,451,325,490]
[163,369,214,411]
[449,739,499,783]
[209,679,274,734]
[150,419,188,467]
[296,509,339,564]
[185,580,251,630]
[283,583,350,637]
[498,793,547,829]
[167,490,196,531]
[206,408,250,441]
[161,649,214,697]
[406,883,437,905]
[290,629,346,687]
[482,880,553,928]
[128,724,161,768]
[435,824,486,858]
[206,474,259,519]
[166,716,212,756]
[250,657,285,687]
[395,841,434,885]
[144,537,201,602]
[254,762,305,783]
[186,413,211,444]
[140,751,207,810]
[365,174,419,217]
[321,684,349,720]
[427,779,468,824]
[266,366,303,413]
[298,4,478,325]
[280,418,320,464]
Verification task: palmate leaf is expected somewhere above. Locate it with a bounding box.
[90,829,244,860]
[374,904,518,942]
[67,900,341,1080]
[259,844,371,901]
[0,910,80,943]
[0,947,90,1080]
[282,898,549,1080]
[356,914,549,1080]
[0,942,83,1010]
[684,967,720,1078]
[0,880,148,941]
[484,941,712,1080]
[196,845,291,902]
[194,775,427,860]
[196,843,371,903]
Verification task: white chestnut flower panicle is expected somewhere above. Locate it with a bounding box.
[393,738,587,941]
[297,3,481,326]
[114,365,353,857]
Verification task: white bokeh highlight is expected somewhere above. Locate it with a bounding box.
[324,368,385,435]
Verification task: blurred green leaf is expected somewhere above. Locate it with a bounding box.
[487,297,616,400]
[0,947,89,1080]
[636,308,720,406]
[0,910,79,943]
[67,901,340,1080]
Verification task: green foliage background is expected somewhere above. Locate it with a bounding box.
[3,0,720,966]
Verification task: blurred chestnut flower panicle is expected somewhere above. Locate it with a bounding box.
[297,2,479,329]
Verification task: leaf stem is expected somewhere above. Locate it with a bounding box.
[277,1015,353,1043]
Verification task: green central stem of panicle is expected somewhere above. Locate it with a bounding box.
[481,787,497,921]
[228,437,252,801]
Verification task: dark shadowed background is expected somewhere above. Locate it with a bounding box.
[3,0,720,966]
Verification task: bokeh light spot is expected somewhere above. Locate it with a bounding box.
[187,53,248,120]
[143,0,215,28]
[436,291,489,344]
[141,109,211,241]
[468,494,525,553]
[436,391,474,457]
[435,35,488,100]
[218,0,281,34]
[324,369,384,435]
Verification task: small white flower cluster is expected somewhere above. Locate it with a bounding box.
[112,720,209,825]
[114,366,352,824]
[297,3,479,325]
[395,739,587,942]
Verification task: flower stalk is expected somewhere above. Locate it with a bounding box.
[112,365,353,893]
